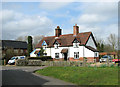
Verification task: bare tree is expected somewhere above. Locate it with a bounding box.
[107,34,117,52]
[33,35,44,48]
[16,36,28,42]
[16,35,44,49]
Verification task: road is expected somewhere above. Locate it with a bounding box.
[2,66,74,86]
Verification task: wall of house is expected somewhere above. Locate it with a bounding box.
[84,46,95,57]
[45,48,51,56]
[86,36,96,49]
[50,45,98,58]
[50,47,69,59]
[34,44,99,61]
[69,46,83,58]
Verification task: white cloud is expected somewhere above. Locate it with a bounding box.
[0,10,14,23]
[1,9,54,40]
[70,2,118,40]
[71,14,108,24]
[39,2,72,11]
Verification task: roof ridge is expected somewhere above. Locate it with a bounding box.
[2,40,27,43]
[60,34,73,36]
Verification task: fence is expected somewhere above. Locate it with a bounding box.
[16,58,96,66]
[10,58,115,67]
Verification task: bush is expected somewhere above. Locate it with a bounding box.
[16,59,28,66]
[100,64,107,68]
[28,56,53,61]
[110,64,115,67]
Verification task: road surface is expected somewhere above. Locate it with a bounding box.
[2,66,74,86]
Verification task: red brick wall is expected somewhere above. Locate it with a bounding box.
[69,57,99,62]
[69,57,82,61]
[53,57,99,62]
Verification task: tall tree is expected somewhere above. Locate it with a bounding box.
[27,36,33,56]
[108,34,117,52]
[101,43,104,52]
[97,43,100,52]
[97,42,104,52]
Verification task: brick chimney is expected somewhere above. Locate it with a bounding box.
[55,26,62,37]
[73,24,79,36]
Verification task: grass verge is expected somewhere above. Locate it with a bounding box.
[35,66,118,85]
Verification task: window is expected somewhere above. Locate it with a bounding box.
[14,49,18,53]
[95,53,97,57]
[44,53,47,56]
[54,41,59,49]
[74,52,79,59]
[55,44,59,49]
[73,43,79,48]
[55,53,59,58]
[73,38,79,48]
[20,50,23,53]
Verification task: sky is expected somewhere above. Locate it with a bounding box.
[1,0,118,41]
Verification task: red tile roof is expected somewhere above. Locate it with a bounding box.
[99,52,117,55]
[35,32,95,48]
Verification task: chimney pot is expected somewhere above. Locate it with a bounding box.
[55,26,62,37]
[57,26,60,29]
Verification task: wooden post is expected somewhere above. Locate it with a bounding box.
[83,58,86,67]
[107,58,109,66]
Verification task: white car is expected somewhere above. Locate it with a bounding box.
[8,56,26,64]
[99,55,113,63]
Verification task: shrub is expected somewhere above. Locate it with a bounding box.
[110,64,115,67]
[28,56,53,61]
[16,59,28,66]
[100,64,107,68]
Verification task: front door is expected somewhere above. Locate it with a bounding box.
[64,53,67,61]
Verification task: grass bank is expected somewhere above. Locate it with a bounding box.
[35,66,118,85]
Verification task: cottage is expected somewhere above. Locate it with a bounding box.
[1,40,27,57]
[31,24,99,62]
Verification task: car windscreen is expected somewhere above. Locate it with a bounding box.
[102,56,108,58]
[20,57,25,59]
[11,57,16,60]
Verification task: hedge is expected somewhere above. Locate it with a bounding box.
[16,59,28,66]
[27,56,53,61]
[16,56,53,66]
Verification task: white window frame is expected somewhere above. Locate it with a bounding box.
[74,52,79,59]
[55,53,59,59]
[95,52,98,57]
[54,44,59,49]
[73,43,79,48]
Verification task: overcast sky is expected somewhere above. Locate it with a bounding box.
[1,0,118,41]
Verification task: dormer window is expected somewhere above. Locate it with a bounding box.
[54,44,59,49]
[42,41,47,46]
[73,38,80,48]
[42,41,47,50]
[73,43,79,48]
[54,40,59,49]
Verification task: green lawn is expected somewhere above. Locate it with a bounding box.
[35,66,118,85]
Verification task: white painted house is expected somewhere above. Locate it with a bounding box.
[30,24,99,62]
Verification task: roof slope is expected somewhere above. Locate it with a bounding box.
[1,40,27,49]
[36,32,95,48]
